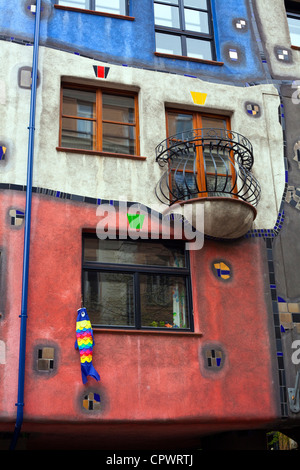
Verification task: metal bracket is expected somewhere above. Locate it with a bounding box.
[288,371,300,413]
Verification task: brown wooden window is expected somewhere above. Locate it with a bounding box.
[59,84,139,157]
[166,109,236,200]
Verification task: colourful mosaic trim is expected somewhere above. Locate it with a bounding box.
[266,238,288,418]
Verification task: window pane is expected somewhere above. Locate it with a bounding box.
[154,4,180,28]
[184,0,207,9]
[140,274,189,329]
[84,239,186,267]
[155,32,182,55]
[102,94,135,123]
[95,0,126,15]
[206,175,232,197]
[155,0,179,4]
[102,122,136,154]
[287,17,300,46]
[204,152,231,174]
[63,89,96,118]
[167,113,193,135]
[201,116,227,130]
[84,271,134,326]
[171,170,199,200]
[59,0,89,8]
[61,117,95,149]
[184,9,209,33]
[186,37,212,60]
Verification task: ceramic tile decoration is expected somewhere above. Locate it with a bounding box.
[0,146,6,160]
[83,392,101,411]
[206,349,223,368]
[9,209,24,226]
[229,49,238,60]
[235,19,247,29]
[213,261,231,280]
[276,48,291,62]
[37,347,54,371]
[246,103,260,117]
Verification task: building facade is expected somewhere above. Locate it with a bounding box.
[0,0,300,450]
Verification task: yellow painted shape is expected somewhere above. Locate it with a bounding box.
[190,91,207,105]
[214,262,231,279]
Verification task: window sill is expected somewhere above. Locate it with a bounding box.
[54,4,135,21]
[154,52,224,66]
[56,147,146,161]
[93,328,203,337]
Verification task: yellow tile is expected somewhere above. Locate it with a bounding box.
[278,302,289,313]
[288,303,300,313]
[280,313,292,323]
[190,91,207,105]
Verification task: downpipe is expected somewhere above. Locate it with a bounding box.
[10,0,41,450]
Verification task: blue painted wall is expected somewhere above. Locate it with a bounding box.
[0,0,265,83]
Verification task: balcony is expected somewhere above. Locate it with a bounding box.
[155,128,261,239]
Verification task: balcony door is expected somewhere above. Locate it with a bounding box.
[166,109,236,200]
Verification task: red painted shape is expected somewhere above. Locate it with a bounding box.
[93,65,109,78]
[0,191,279,446]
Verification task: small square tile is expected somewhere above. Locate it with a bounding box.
[229,49,238,60]
[42,347,54,359]
[280,313,292,323]
[288,303,300,313]
[278,302,289,313]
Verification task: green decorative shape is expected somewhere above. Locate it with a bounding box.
[127,214,145,229]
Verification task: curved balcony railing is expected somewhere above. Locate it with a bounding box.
[155,128,261,207]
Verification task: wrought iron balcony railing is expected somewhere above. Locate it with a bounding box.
[155,128,261,207]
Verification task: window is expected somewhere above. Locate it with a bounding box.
[154,0,215,61]
[57,0,128,16]
[59,85,139,156]
[166,109,235,200]
[82,236,193,330]
[285,1,300,47]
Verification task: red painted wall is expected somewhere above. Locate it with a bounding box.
[0,190,279,441]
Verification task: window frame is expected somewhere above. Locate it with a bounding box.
[153,0,217,62]
[56,0,130,18]
[58,83,141,158]
[82,234,194,332]
[165,108,236,200]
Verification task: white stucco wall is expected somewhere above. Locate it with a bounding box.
[0,41,285,230]
[255,0,300,78]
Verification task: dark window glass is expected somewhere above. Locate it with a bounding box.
[140,274,189,328]
[83,271,135,326]
[83,238,186,267]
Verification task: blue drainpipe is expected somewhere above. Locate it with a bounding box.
[10,0,41,451]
